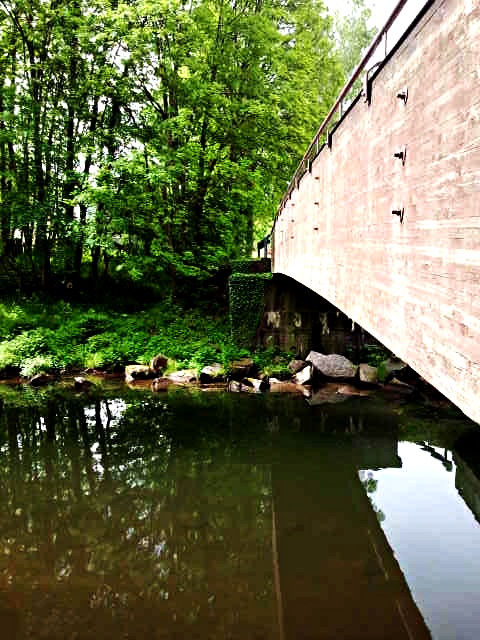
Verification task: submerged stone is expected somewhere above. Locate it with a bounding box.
[28,373,57,387]
[151,377,171,392]
[74,377,96,392]
[167,369,197,384]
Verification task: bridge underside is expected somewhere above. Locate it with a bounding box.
[272,0,480,424]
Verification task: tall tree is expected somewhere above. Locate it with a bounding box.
[0,0,345,291]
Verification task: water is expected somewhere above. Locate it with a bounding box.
[0,384,478,639]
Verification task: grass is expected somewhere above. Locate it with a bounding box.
[0,297,294,379]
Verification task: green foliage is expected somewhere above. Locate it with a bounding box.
[0,291,298,380]
[331,0,375,100]
[19,356,57,378]
[0,0,345,290]
[229,273,272,348]
[252,346,294,379]
[231,259,271,275]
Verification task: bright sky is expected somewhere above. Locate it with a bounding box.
[326,0,426,50]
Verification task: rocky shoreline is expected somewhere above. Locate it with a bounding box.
[2,349,454,411]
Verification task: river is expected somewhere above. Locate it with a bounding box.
[0,383,478,639]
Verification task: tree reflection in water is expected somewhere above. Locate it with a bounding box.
[0,388,470,640]
[0,391,277,640]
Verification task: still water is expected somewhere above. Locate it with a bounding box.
[0,385,478,639]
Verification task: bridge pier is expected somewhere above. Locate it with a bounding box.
[256,274,374,359]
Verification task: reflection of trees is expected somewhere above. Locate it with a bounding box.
[0,392,276,639]
[360,471,385,523]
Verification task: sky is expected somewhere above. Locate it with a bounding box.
[326,0,425,50]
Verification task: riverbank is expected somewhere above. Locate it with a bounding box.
[0,297,294,380]
[0,297,463,418]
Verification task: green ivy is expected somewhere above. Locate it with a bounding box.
[231,258,271,275]
[229,272,272,348]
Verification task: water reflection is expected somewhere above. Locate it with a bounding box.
[362,432,480,640]
[0,389,475,639]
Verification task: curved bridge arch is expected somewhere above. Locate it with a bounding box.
[272,0,480,423]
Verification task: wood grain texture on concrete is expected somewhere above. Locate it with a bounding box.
[272,0,480,423]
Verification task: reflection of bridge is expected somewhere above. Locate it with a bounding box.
[271,0,480,424]
[272,412,432,639]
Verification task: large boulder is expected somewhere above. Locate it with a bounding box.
[306,351,358,380]
[167,369,197,384]
[200,363,225,384]
[125,364,156,383]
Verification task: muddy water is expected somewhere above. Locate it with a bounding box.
[0,386,477,639]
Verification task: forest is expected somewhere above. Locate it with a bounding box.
[0,0,372,290]
[0,0,373,377]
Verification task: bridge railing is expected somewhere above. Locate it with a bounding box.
[275,0,426,220]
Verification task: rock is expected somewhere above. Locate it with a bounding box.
[292,363,313,385]
[152,377,171,392]
[125,364,156,383]
[242,377,269,392]
[228,380,255,393]
[166,369,197,384]
[383,380,415,398]
[199,363,225,384]
[28,373,56,387]
[229,358,256,380]
[306,351,358,379]
[377,357,408,383]
[289,359,307,373]
[308,384,350,405]
[0,365,20,379]
[336,384,371,397]
[359,363,378,385]
[392,364,422,386]
[270,381,307,394]
[390,377,414,389]
[151,353,168,373]
[74,377,95,392]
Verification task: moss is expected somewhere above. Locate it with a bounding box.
[376,361,388,383]
[231,258,271,274]
[229,272,272,348]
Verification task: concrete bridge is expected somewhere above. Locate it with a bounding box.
[271,0,480,424]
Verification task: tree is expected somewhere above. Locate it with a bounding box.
[0,0,345,293]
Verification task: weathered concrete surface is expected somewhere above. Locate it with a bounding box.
[257,273,373,357]
[273,0,480,423]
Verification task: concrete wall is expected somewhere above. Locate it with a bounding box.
[273,0,480,424]
[257,274,374,358]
